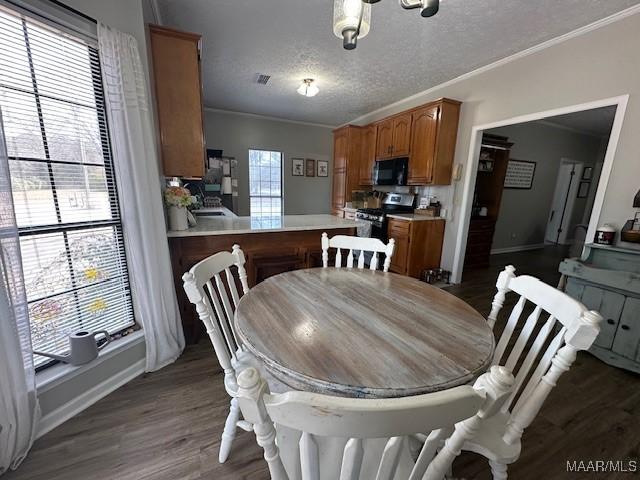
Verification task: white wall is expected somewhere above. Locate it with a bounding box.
[351,11,640,277]
[204,110,334,216]
[488,122,606,250]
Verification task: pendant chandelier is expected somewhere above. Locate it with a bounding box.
[333,0,440,50]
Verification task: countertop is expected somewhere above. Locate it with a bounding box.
[386,213,445,222]
[167,214,359,237]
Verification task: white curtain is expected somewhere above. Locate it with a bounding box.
[0,109,40,474]
[97,24,185,372]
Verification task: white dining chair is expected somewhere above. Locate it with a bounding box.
[321,232,395,272]
[181,245,257,463]
[461,265,603,479]
[237,364,515,480]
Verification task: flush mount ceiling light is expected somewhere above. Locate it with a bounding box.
[297,78,319,97]
[333,0,440,50]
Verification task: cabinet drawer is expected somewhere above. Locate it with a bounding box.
[612,297,640,360]
[388,219,411,236]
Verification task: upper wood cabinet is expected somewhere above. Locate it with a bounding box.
[375,114,412,160]
[408,105,439,185]
[149,25,205,178]
[408,99,461,185]
[375,119,394,160]
[359,124,377,185]
[331,126,363,215]
[391,113,412,157]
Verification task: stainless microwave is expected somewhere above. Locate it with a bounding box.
[373,157,408,186]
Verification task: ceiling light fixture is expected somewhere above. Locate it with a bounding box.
[333,0,440,50]
[297,78,319,97]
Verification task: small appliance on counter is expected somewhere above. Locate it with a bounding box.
[415,196,441,217]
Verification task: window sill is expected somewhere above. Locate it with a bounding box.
[36,330,145,394]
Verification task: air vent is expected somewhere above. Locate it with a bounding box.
[256,73,271,85]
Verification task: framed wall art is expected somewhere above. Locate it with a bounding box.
[305,158,315,177]
[504,159,536,189]
[292,158,304,176]
[317,160,328,177]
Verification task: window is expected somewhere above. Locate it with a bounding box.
[0,6,135,368]
[249,149,282,217]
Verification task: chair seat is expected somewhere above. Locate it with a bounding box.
[462,411,521,464]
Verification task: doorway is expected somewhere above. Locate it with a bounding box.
[453,95,628,284]
[546,159,583,245]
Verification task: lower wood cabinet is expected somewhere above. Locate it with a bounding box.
[387,218,445,278]
[464,218,496,269]
[169,227,355,343]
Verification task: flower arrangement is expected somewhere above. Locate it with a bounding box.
[164,186,194,208]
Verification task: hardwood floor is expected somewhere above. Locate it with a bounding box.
[6,247,640,479]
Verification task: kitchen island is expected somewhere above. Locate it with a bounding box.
[168,214,358,343]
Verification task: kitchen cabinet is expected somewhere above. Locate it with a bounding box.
[375,119,394,160]
[391,113,412,157]
[331,125,363,215]
[169,226,356,343]
[359,124,377,185]
[387,218,445,278]
[375,114,412,160]
[560,243,640,374]
[149,25,205,178]
[408,99,461,185]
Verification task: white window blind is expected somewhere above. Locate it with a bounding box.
[0,5,135,368]
[249,149,282,217]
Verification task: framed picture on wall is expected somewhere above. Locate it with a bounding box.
[292,158,304,176]
[504,159,536,189]
[578,181,590,198]
[317,160,328,177]
[305,158,315,177]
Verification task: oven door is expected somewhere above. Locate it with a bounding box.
[373,160,396,185]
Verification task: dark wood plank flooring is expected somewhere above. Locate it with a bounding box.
[6,247,640,479]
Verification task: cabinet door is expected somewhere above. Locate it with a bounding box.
[580,286,625,349]
[388,219,410,274]
[392,114,412,157]
[150,26,205,178]
[376,119,394,160]
[332,168,346,212]
[333,129,348,170]
[408,106,438,185]
[359,125,376,185]
[612,297,640,360]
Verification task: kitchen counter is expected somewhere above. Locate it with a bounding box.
[168,214,357,343]
[386,213,445,222]
[167,214,359,237]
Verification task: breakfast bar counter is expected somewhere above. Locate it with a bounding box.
[168,214,358,343]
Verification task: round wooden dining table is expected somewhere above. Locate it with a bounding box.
[235,268,495,399]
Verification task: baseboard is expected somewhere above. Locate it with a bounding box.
[490,243,547,255]
[36,358,145,439]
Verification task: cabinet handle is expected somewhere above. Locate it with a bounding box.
[620,324,630,331]
[606,319,615,325]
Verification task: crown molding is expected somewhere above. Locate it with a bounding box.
[203,107,337,129]
[347,4,640,126]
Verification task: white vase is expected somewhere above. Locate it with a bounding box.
[168,205,189,231]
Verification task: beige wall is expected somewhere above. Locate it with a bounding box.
[488,122,606,251]
[352,12,640,276]
[204,110,334,216]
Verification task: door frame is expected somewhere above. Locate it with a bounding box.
[451,94,629,283]
[545,158,583,245]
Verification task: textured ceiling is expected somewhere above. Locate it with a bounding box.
[155,0,640,126]
[540,105,617,137]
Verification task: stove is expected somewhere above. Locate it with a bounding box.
[356,193,415,239]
